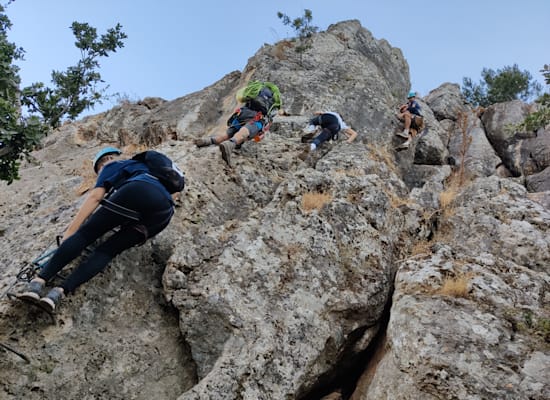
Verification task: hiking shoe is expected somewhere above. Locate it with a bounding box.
[301,131,316,143]
[397,139,411,150]
[195,137,212,147]
[395,130,410,139]
[18,280,45,303]
[220,140,236,165]
[39,288,64,313]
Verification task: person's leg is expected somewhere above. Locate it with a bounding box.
[220,126,250,165]
[38,207,128,282]
[216,124,240,144]
[311,128,333,149]
[301,116,321,142]
[60,182,173,293]
[311,115,339,150]
[411,116,424,137]
[397,113,415,149]
[20,205,128,304]
[38,226,145,312]
[232,126,252,144]
[220,120,263,165]
[195,130,231,147]
[395,112,412,138]
[59,227,145,293]
[195,115,241,147]
[213,132,231,144]
[403,112,412,131]
[38,182,172,310]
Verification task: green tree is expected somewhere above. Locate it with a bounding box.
[0,5,126,183]
[542,64,550,85]
[277,9,318,54]
[0,4,47,183]
[462,64,542,107]
[512,64,550,133]
[21,22,127,128]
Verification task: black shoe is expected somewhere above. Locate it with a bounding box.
[18,280,44,303]
[301,132,316,143]
[39,288,64,313]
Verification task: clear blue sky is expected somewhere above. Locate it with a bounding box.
[5,0,550,116]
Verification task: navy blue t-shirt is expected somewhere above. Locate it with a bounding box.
[95,159,172,202]
[407,100,422,116]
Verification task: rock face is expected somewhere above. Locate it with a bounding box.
[424,83,468,121]
[0,20,548,400]
[360,178,550,400]
[481,100,534,176]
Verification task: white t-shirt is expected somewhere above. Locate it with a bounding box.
[325,112,349,130]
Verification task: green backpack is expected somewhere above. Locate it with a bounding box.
[236,81,281,116]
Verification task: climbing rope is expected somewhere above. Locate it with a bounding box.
[1,236,62,301]
[0,341,30,363]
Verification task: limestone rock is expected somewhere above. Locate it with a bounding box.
[425,82,469,121]
[358,177,550,399]
[481,100,534,175]
[1,19,548,400]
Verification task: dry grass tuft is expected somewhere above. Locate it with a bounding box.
[410,240,433,257]
[75,159,97,195]
[439,185,458,210]
[382,188,415,209]
[455,111,474,186]
[437,272,473,298]
[439,170,467,215]
[434,111,475,221]
[301,192,332,213]
[367,144,398,174]
[390,193,416,208]
[272,40,292,60]
[123,143,148,155]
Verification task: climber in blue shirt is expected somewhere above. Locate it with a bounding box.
[395,91,424,149]
[18,147,175,313]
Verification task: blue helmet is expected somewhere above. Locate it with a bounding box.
[92,147,122,173]
[407,91,416,99]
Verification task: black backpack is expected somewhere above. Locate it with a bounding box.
[132,150,185,194]
[247,87,275,115]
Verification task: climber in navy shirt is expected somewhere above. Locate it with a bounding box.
[18,147,174,313]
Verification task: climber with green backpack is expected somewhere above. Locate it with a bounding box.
[195,80,281,166]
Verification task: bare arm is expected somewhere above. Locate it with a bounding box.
[344,128,358,143]
[63,187,106,240]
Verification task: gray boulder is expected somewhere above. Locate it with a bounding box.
[481,100,533,175]
[1,19,548,400]
[448,115,502,178]
[424,82,469,121]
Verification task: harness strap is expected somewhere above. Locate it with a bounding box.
[100,198,141,221]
